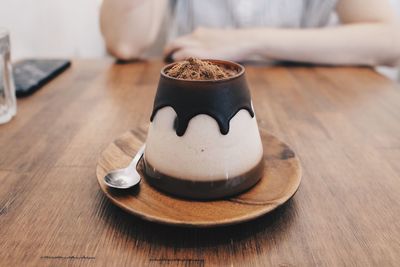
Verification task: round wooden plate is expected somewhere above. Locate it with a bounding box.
[96,128,301,227]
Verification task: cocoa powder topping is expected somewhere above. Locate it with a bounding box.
[164,58,238,80]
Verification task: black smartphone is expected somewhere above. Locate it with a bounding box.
[13,59,71,97]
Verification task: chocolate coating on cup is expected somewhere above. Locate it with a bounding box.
[144,158,264,200]
[150,60,254,136]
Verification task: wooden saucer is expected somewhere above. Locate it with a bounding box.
[96,128,301,227]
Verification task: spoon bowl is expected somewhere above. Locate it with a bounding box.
[103,145,145,189]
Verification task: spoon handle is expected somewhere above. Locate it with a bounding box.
[127,144,146,170]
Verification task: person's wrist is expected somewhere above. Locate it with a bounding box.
[235,29,265,59]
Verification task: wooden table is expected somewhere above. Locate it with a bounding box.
[1,60,399,266]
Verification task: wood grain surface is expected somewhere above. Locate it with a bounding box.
[1,60,400,266]
[96,129,301,227]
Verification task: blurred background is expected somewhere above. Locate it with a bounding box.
[1,0,400,78]
[0,0,105,59]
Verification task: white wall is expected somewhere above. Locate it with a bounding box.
[0,0,105,60]
[0,0,399,61]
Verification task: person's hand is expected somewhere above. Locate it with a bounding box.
[164,27,255,62]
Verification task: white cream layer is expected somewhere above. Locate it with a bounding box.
[145,107,263,181]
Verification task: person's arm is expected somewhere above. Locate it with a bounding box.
[100,0,167,60]
[165,0,400,66]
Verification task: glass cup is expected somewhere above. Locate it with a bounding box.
[0,28,16,124]
[144,60,264,199]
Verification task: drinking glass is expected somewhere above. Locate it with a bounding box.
[0,28,16,124]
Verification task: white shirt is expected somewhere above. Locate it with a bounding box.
[169,0,338,40]
[144,0,338,58]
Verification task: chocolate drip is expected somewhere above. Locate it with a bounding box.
[150,67,254,136]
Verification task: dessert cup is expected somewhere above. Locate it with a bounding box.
[144,60,264,199]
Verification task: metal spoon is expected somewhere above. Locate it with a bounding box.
[104,145,146,189]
